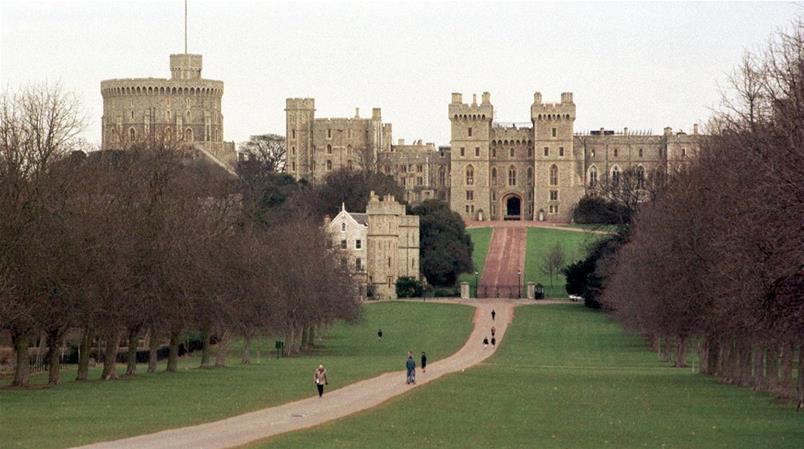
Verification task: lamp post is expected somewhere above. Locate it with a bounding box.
[474,271,479,298]
[517,269,521,298]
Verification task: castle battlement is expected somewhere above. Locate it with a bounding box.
[286,98,315,109]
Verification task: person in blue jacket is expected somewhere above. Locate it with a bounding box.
[405,351,416,384]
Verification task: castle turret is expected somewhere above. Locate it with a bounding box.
[449,91,493,221]
[531,91,580,221]
[285,98,316,180]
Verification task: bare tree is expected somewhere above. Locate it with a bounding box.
[238,134,286,173]
[540,242,566,288]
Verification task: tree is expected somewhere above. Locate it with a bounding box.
[315,168,405,218]
[409,199,473,287]
[396,276,424,298]
[238,134,286,173]
[540,242,566,288]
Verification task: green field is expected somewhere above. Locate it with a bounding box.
[524,227,599,297]
[457,227,492,295]
[0,302,474,449]
[255,305,804,449]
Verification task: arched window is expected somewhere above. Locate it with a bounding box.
[549,164,558,186]
[465,165,474,185]
[491,167,497,185]
[589,166,598,187]
[341,222,346,232]
[185,127,193,142]
[611,166,621,186]
[326,160,332,171]
[527,167,533,185]
[438,166,446,187]
[636,165,645,189]
[128,127,136,141]
[327,144,332,154]
[509,148,514,158]
[508,166,516,186]
[164,127,172,139]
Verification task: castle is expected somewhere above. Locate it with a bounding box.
[287,92,700,222]
[100,53,236,169]
[325,193,420,299]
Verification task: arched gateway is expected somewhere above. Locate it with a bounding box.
[503,194,522,220]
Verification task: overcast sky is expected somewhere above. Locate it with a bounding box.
[1,1,800,146]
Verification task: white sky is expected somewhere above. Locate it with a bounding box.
[1,1,800,146]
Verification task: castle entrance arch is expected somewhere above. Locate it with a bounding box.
[503,194,522,221]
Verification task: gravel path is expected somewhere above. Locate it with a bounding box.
[73,300,516,449]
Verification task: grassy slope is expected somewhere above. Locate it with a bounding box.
[457,227,492,294]
[524,227,599,298]
[0,302,474,449]
[256,305,803,449]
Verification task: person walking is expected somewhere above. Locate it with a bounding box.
[491,336,496,348]
[483,337,489,349]
[421,352,427,373]
[377,329,383,341]
[491,309,496,321]
[406,352,416,384]
[314,364,328,398]
[491,326,496,338]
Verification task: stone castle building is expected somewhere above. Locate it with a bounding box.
[325,193,420,299]
[289,91,700,222]
[101,53,236,168]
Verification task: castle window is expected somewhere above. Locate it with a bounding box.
[491,167,497,185]
[130,110,134,120]
[492,148,496,158]
[559,147,564,157]
[681,148,687,157]
[292,146,296,155]
[341,222,346,232]
[465,205,470,213]
[466,190,474,201]
[509,148,514,158]
[475,147,480,157]
[417,177,423,186]
[292,130,296,139]
[327,128,332,139]
[549,164,558,186]
[614,148,619,157]
[470,205,475,213]
[292,161,296,171]
[589,166,598,187]
[638,148,643,158]
[612,166,621,186]
[544,147,549,157]
[185,127,193,142]
[341,257,347,268]
[438,167,446,186]
[465,165,474,185]
[637,165,645,189]
[326,160,332,170]
[128,127,136,141]
[508,166,516,186]
[468,127,473,137]
[327,144,332,154]
[340,240,347,249]
[492,191,496,201]
[417,164,423,172]
[551,128,557,137]
[388,257,392,268]
[356,258,362,271]
[460,147,465,157]
[591,149,596,158]
[528,148,533,158]
[347,160,353,170]
[527,167,533,185]
[401,177,406,186]
[347,145,352,154]
[356,239,362,249]
[550,190,558,201]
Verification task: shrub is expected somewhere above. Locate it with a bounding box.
[396,276,424,298]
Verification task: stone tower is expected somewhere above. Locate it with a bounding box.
[285,98,316,181]
[449,92,493,221]
[100,53,235,167]
[531,92,580,221]
[366,192,407,298]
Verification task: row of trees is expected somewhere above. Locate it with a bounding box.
[597,24,803,405]
[0,84,361,387]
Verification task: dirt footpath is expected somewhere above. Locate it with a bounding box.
[73,300,515,449]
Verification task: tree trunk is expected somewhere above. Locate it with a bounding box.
[167,330,180,373]
[734,338,752,387]
[47,330,63,385]
[294,327,304,353]
[11,332,30,387]
[659,336,671,362]
[283,329,294,356]
[147,328,159,374]
[214,329,230,368]
[241,332,252,364]
[76,327,93,381]
[100,331,120,380]
[707,338,720,376]
[125,326,140,376]
[200,330,212,368]
[751,344,766,390]
[674,335,687,368]
[780,341,794,399]
[35,331,47,371]
[797,343,804,411]
[765,343,779,393]
[300,325,309,351]
[698,338,709,374]
[308,326,316,347]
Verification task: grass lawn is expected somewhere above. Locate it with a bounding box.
[457,227,492,296]
[254,305,804,449]
[0,302,474,449]
[524,227,600,298]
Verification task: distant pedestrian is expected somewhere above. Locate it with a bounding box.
[491,309,496,321]
[377,329,383,341]
[491,326,496,337]
[314,364,328,398]
[421,352,427,373]
[406,352,416,384]
[491,337,496,348]
[483,337,489,349]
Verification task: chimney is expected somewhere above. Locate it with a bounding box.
[472,93,477,105]
[623,127,629,135]
[354,107,360,118]
[693,123,699,135]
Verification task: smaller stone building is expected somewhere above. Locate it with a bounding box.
[378,139,451,204]
[325,193,420,299]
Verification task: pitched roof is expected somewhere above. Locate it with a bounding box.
[349,212,368,225]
